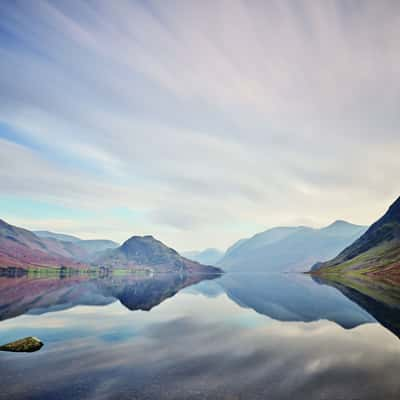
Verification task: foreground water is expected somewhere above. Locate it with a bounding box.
[1,272,400,399]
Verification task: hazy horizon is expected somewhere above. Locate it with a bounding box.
[1,0,400,250]
[0,215,369,253]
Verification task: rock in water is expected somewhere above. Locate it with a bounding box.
[0,336,43,352]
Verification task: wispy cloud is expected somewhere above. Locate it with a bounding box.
[1,0,399,249]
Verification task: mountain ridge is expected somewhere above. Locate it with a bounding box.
[34,230,119,255]
[311,196,400,278]
[34,231,82,243]
[0,219,221,275]
[219,221,367,272]
[0,219,85,269]
[94,235,222,274]
[182,248,224,266]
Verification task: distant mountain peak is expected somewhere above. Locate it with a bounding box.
[182,248,224,266]
[329,220,350,226]
[324,220,362,229]
[121,235,174,252]
[219,220,367,272]
[123,234,155,242]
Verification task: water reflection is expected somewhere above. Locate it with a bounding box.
[0,272,219,321]
[1,272,400,399]
[314,275,400,339]
[196,273,375,328]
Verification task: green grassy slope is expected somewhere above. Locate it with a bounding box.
[312,197,400,279]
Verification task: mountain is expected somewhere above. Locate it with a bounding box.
[0,219,221,274]
[0,219,85,269]
[182,248,224,266]
[312,196,400,279]
[94,235,222,274]
[224,238,248,255]
[34,231,82,243]
[34,230,119,255]
[73,239,119,254]
[223,226,302,261]
[218,221,367,272]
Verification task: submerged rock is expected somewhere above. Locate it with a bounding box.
[0,336,43,352]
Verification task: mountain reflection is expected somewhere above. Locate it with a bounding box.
[2,273,400,400]
[314,275,400,339]
[213,273,376,329]
[3,271,400,341]
[3,272,400,399]
[0,272,219,322]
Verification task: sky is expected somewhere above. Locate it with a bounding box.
[1,0,400,252]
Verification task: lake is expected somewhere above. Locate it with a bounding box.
[1,271,400,399]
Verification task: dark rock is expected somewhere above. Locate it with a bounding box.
[0,336,43,352]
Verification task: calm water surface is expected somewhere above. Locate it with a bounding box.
[1,272,400,400]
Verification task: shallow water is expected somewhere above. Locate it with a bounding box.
[1,272,400,400]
